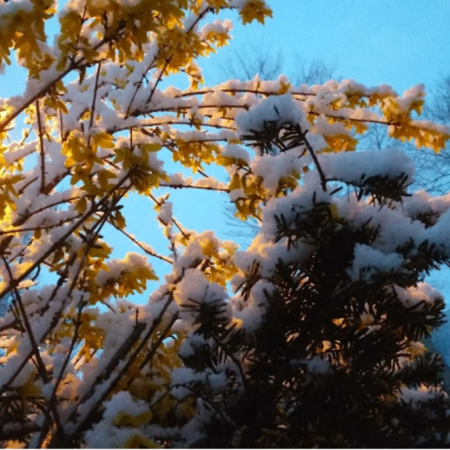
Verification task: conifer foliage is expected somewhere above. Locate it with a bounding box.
[173,110,450,447]
[0,0,450,448]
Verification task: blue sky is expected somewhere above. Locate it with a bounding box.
[2,0,450,305]
[202,1,450,92]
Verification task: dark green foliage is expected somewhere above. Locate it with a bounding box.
[174,119,450,448]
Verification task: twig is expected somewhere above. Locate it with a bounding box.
[1,257,64,436]
[1,258,48,383]
[148,192,189,239]
[0,255,79,396]
[36,100,46,193]
[0,423,42,441]
[0,171,132,301]
[125,10,209,119]
[105,218,173,264]
[88,61,102,138]
[159,182,229,193]
[37,299,84,447]
[11,195,81,228]
[0,33,117,133]
[62,262,197,444]
[22,188,131,444]
[298,124,327,192]
[116,120,237,132]
[138,313,178,370]
[59,107,64,141]
[0,214,83,236]
[61,319,148,445]
[175,88,316,98]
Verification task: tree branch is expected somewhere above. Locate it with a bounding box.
[35,100,46,193]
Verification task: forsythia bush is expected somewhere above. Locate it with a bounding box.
[0,0,450,447]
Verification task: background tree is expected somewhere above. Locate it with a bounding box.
[408,74,450,195]
[0,0,449,448]
[358,73,450,196]
[218,44,338,244]
[214,40,284,83]
[215,40,336,86]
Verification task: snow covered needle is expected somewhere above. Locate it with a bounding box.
[0,0,449,448]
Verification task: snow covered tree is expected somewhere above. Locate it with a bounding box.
[170,101,450,447]
[1,0,450,448]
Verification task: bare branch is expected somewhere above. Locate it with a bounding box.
[35,100,46,193]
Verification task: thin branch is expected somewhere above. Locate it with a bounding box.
[0,254,78,395]
[159,182,229,193]
[165,137,226,145]
[61,318,149,445]
[17,176,38,196]
[0,65,75,132]
[31,190,127,439]
[300,126,327,192]
[11,195,80,228]
[148,192,189,239]
[59,107,64,141]
[131,120,237,132]
[134,103,250,116]
[19,128,33,146]
[149,12,208,108]
[308,110,401,127]
[1,258,49,384]
[105,219,173,264]
[43,170,71,196]
[88,61,102,138]
[175,88,316,98]
[0,424,42,441]
[37,299,84,447]
[62,263,200,444]
[0,214,83,236]
[0,171,132,301]
[36,100,46,193]
[125,9,209,118]
[197,168,210,178]
[0,32,116,132]
[138,313,178,370]
[1,257,64,436]
[132,102,402,129]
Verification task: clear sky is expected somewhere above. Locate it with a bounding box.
[202,0,450,92]
[2,0,450,304]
